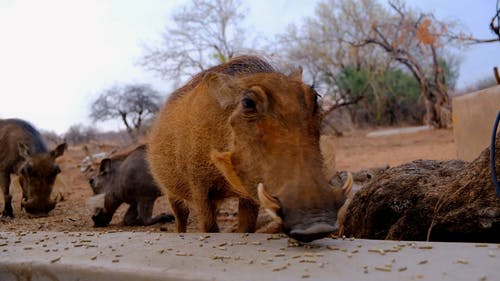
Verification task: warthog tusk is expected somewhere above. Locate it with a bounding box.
[11,176,22,190]
[336,172,353,196]
[257,183,280,210]
[335,172,354,236]
[257,183,282,222]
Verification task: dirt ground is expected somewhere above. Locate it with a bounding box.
[0,127,456,233]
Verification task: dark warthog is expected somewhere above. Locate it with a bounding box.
[148,56,352,242]
[0,118,66,217]
[88,145,174,227]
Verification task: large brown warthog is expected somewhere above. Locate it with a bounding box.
[148,56,352,242]
[0,118,66,217]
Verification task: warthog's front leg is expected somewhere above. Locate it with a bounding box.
[238,198,259,233]
[92,193,122,227]
[0,173,13,217]
[123,204,140,226]
[193,190,219,233]
[137,199,174,226]
[168,197,190,232]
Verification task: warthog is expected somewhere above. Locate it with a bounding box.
[148,56,352,242]
[88,144,174,227]
[0,118,66,217]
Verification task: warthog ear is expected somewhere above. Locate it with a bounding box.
[99,158,112,174]
[50,143,67,159]
[204,72,241,109]
[210,150,252,198]
[18,143,31,160]
[288,66,303,81]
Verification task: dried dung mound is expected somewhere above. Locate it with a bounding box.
[343,133,500,242]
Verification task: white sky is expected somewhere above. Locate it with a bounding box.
[0,0,498,134]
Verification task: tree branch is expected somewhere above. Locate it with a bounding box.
[321,94,365,119]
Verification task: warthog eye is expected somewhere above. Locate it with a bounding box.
[22,165,33,176]
[241,97,256,110]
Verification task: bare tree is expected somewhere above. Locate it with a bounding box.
[64,124,98,145]
[464,0,500,44]
[276,0,465,128]
[350,0,465,128]
[277,0,392,120]
[90,84,162,141]
[41,130,64,147]
[141,0,248,84]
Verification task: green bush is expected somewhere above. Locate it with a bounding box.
[334,66,424,126]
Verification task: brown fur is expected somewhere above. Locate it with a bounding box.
[168,55,276,101]
[0,118,66,217]
[148,56,350,242]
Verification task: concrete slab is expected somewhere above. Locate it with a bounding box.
[366,126,433,138]
[0,231,498,281]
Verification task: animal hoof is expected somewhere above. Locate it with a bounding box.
[159,213,175,223]
[1,210,14,218]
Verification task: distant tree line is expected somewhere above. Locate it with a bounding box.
[139,0,470,129]
[84,0,498,141]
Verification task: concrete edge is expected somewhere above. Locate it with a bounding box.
[0,260,209,281]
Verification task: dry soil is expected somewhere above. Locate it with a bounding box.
[0,128,456,233]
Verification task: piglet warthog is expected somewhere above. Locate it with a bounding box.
[148,56,352,242]
[88,144,174,227]
[0,118,66,217]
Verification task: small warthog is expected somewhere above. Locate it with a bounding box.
[88,144,174,227]
[148,56,352,242]
[0,118,66,217]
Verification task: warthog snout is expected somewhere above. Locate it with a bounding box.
[92,208,112,227]
[87,194,110,227]
[275,207,340,243]
[258,174,353,243]
[288,223,338,243]
[22,198,56,215]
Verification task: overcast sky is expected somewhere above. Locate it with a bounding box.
[0,0,498,134]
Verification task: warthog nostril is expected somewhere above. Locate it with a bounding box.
[289,223,337,242]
